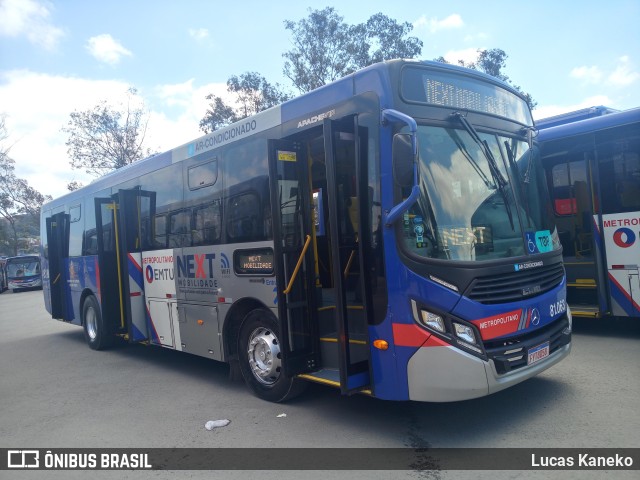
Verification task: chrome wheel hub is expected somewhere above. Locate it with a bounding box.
[85,306,98,340]
[247,327,281,385]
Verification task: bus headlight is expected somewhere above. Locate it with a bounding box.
[420,310,445,333]
[453,322,477,345]
[410,299,487,359]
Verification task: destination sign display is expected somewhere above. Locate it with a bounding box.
[234,248,274,275]
[401,67,532,125]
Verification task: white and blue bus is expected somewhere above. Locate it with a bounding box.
[538,107,640,319]
[5,255,42,292]
[40,60,571,402]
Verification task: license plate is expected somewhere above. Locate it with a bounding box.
[527,341,550,365]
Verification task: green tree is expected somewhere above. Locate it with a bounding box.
[62,88,156,177]
[0,115,50,255]
[200,8,422,132]
[201,9,534,131]
[282,8,423,93]
[435,48,537,110]
[200,72,289,134]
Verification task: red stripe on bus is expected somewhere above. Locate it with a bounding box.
[128,253,142,272]
[392,323,432,348]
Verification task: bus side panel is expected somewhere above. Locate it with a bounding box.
[599,211,640,317]
[63,256,100,326]
[367,261,463,401]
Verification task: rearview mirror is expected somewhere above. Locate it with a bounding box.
[392,133,415,187]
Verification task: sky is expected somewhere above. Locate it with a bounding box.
[1,0,639,200]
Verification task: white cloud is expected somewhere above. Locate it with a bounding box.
[442,48,480,66]
[570,56,639,88]
[607,56,640,87]
[0,70,137,197]
[149,79,234,148]
[464,32,488,42]
[570,65,603,84]
[414,14,464,33]
[86,34,133,65]
[0,0,64,50]
[0,70,230,199]
[188,28,210,41]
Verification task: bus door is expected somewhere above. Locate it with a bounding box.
[269,140,321,376]
[45,211,71,320]
[95,189,156,341]
[549,151,606,317]
[321,117,371,393]
[269,116,372,395]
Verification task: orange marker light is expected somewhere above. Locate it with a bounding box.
[373,339,389,350]
[197,319,204,326]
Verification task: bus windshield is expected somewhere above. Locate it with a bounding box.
[401,124,559,261]
[6,257,41,278]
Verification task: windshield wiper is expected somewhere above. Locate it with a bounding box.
[520,126,537,184]
[452,112,515,230]
[453,113,508,187]
[504,140,532,228]
[446,128,495,190]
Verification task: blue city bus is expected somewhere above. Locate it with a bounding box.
[538,107,640,319]
[40,60,571,402]
[5,255,42,292]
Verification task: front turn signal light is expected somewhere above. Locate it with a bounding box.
[373,339,389,350]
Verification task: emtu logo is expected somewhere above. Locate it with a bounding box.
[613,227,636,248]
[145,265,154,283]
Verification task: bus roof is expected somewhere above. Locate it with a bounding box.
[5,255,40,262]
[535,106,619,130]
[537,107,640,143]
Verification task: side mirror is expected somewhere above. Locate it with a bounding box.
[392,133,415,187]
[382,109,420,227]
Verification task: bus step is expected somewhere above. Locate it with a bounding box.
[319,334,369,369]
[298,368,340,387]
[298,369,372,396]
[569,303,603,318]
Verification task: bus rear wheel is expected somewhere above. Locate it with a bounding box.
[82,295,113,350]
[237,309,306,402]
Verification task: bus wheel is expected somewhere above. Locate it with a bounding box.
[82,295,113,351]
[237,309,306,402]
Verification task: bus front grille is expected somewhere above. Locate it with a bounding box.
[466,263,565,305]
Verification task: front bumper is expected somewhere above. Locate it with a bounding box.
[406,317,572,402]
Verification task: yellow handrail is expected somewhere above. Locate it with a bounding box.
[283,234,311,295]
[343,250,356,279]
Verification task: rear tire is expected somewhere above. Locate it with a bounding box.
[237,309,306,402]
[82,295,114,350]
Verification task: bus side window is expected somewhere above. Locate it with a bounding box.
[193,203,221,246]
[154,214,167,248]
[227,193,261,242]
[169,210,191,247]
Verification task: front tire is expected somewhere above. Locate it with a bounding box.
[237,309,306,402]
[82,295,113,350]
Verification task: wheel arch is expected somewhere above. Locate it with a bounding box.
[222,297,273,362]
